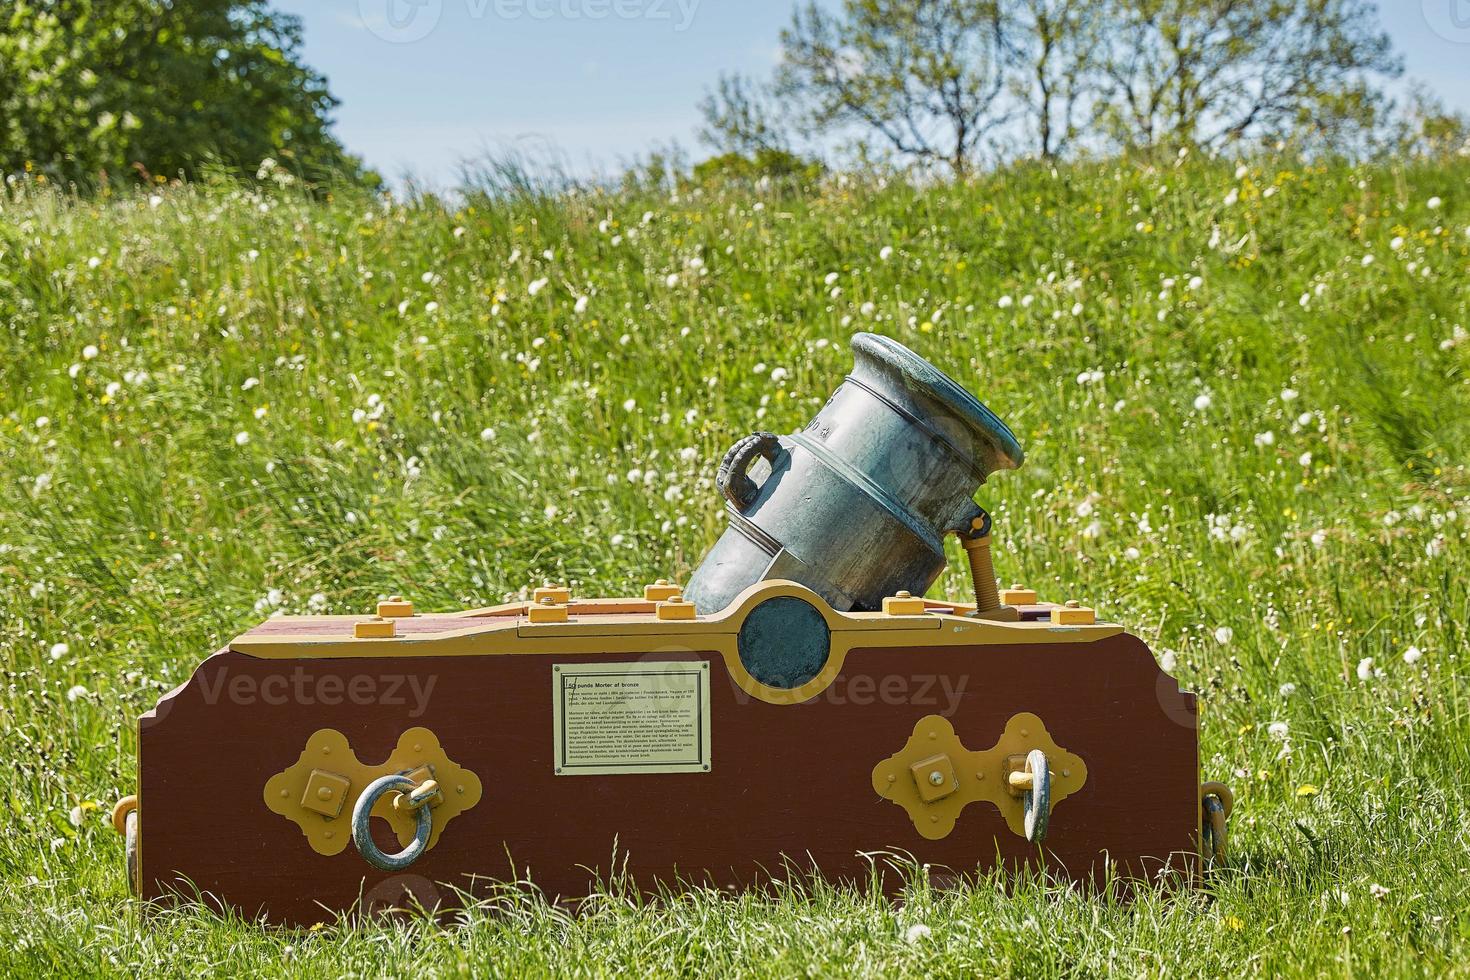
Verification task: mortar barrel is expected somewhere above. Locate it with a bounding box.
[683,333,1023,615]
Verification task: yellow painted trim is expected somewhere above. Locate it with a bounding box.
[229,582,1123,706]
[871,712,1088,840]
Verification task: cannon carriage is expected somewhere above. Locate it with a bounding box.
[115,334,1229,925]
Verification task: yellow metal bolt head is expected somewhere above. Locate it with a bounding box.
[528,597,570,623]
[882,592,928,616]
[656,595,697,620]
[644,579,683,602]
[354,616,396,638]
[1051,604,1096,626]
[533,584,571,604]
[377,595,414,618]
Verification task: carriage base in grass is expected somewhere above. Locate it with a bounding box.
[116,580,1228,926]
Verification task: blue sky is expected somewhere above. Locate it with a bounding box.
[277,0,1470,186]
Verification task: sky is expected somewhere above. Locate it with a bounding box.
[276,0,1470,188]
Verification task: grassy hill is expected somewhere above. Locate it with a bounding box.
[1,154,1468,975]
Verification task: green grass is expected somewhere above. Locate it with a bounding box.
[1,154,1468,976]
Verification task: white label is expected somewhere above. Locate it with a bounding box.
[552,661,712,775]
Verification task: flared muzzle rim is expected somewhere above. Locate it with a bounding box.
[848,332,1025,473]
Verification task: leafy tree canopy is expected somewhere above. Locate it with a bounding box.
[0,0,370,186]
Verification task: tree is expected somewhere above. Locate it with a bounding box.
[1007,0,1104,159]
[698,73,800,157]
[1094,0,1402,152]
[773,0,1015,177]
[0,0,368,185]
[700,0,1409,172]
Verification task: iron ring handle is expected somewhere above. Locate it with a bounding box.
[717,431,781,512]
[1200,781,1233,866]
[1021,748,1051,843]
[351,774,433,872]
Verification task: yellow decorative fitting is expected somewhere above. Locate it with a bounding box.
[909,753,958,803]
[1000,585,1038,605]
[354,616,396,638]
[301,768,351,818]
[377,595,414,618]
[264,727,482,858]
[644,579,683,602]
[528,597,569,623]
[395,778,442,813]
[533,583,571,604]
[872,712,1088,840]
[111,795,138,836]
[1051,601,1096,625]
[882,590,929,616]
[655,595,698,621]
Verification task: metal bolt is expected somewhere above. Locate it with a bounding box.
[928,770,945,786]
[896,590,912,598]
[1065,599,1081,608]
[317,786,333,800]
